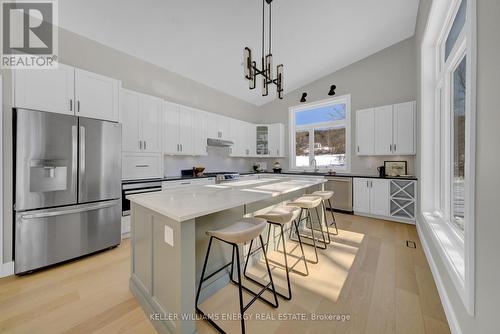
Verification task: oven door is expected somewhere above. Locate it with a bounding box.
[121,186,162,216]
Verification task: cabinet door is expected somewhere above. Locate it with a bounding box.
[374,105,393,155]
[217,115,230,140]
[369,179,390,216]
[192,108,208,156]
[140,95,163,153]
[356,109,374,155]
[268,123,282,157]
[353,178,370,213]
[163,101,179,154]
[178,105,193,154]
[256,125,269,155]
[14,64,75,115]
[246,124,257,156]
[120,89,141,152]
[393,101,415,155]
[75,68,119,121]
[206,113,218,139]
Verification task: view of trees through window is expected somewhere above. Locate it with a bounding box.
[293,100,348,169]
[453,56,466,231]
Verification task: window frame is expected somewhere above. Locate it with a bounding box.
[288,95,351,172]
[420,0,476,315]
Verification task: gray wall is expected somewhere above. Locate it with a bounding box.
[257,37,417,174]
[1,27,261,264]
[415,0,500,333]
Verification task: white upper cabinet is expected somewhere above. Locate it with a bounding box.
[121,89,141,152]
[374,105,393,155]
[192,108,208,156]
[268,123,285,157]
[163,101,181,155]
[13,64,75,115]
[74,68,119,121]
[356,108,374,155]
[393,101,416,155]
[246,123,257,156]
[120,89,162,153]
[178,105,193,154]
[207,113,230,140]
[139,94,163,153]
[356,101,416,156]
[14,64,120,121]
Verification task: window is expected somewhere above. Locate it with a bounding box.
[289,95,350,171]
[421,0,475,315]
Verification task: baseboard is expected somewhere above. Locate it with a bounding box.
[416,221,462,334]
[354,212,416,225]
[0,261,14,278]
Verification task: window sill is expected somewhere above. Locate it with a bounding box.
[421,211,465,295]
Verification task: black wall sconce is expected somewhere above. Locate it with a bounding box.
[300,92,307,102]
[328,85,337,96]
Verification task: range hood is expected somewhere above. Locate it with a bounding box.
[207,138,234,147]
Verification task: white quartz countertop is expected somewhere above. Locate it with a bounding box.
[127,177,326,222]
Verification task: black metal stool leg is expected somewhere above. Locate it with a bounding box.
[235,245,246,334]
[328,198,339,235]
[259,235,279,306]
[294,219,309,276]
[321,201,332,243]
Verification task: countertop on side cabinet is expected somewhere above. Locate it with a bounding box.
[242,171,418,181]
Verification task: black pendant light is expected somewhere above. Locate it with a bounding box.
[244,0,284,99]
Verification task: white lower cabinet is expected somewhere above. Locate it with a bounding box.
[353,178,389,217]
[353,177,416,223]
[122,153,162,180]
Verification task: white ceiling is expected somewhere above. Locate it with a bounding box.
[59,0,419,106]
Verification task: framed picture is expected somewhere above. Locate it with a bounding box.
[384,161,407,177]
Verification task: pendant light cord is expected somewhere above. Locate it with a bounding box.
[262,0,265,62]
[269,1,272,55]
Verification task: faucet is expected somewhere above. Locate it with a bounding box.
[311,159,319,173]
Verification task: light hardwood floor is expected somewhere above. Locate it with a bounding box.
[0,213,450,334]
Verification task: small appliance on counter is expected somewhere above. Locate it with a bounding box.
[272,161,282,173]
[253,161,267,172]
[377,166,386,178]
[181,167,206,177]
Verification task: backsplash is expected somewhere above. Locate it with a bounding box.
[163,146,256,176]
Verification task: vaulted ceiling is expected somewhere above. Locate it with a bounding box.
[59,0,419,106]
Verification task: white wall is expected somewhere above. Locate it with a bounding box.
[415,0,500,333]
[257,37,417,175]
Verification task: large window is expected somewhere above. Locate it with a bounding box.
[435,0,468,234]
[421,0,475,315]
[289,95,350,171]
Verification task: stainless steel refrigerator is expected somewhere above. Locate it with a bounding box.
[14,109,122,274]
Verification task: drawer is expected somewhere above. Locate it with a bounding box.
[122,153,162,180]
[162,177,215,190]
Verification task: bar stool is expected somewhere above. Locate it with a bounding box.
[312,190,339,240]
[195,217,278,334]
[288,195,327,264]
[243,205,309,300]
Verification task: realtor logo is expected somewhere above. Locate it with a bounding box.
[1,0,58,69]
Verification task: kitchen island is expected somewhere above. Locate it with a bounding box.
[127,177,326,334]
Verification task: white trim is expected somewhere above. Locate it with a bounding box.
[417,221,462,334]
[420,0,476,315]
[1,261,14,278]
[288,94,351,172]
[0,74,3,275]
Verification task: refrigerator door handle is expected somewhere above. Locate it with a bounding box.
[18,200,119,220]
[72,125,78,194]
[79,125,86,198]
